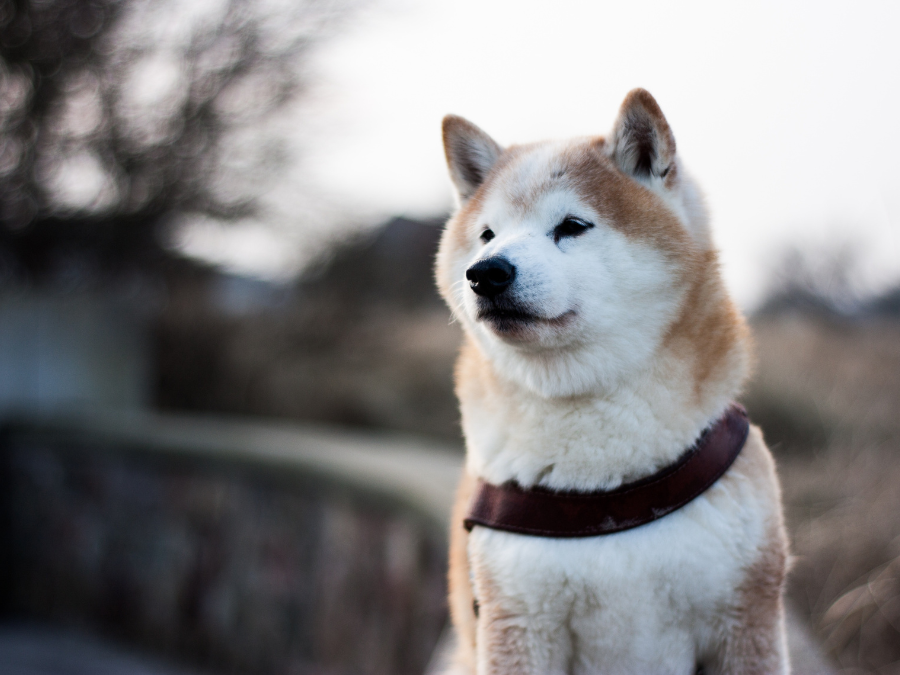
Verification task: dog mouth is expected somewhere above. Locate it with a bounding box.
[476,302,574,334]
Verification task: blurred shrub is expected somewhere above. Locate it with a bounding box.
[756,243,864,318]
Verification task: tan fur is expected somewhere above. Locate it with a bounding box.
[715,537,789,675]
[448,468,478,670]
[472,572,536,675]
[449,342,512,673]
[663,251,753,400]
[566,140,692,254]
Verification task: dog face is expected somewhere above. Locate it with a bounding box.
[436,90,714,397]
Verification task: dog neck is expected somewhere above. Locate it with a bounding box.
[457,288,751,492]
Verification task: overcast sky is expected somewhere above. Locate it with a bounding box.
[191,0,900,309]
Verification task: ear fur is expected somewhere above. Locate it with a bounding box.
[442,115,503,201]
[608,89,676,183]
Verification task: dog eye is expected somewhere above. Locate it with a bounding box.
[553,217,593,244]
[480,228,495,243]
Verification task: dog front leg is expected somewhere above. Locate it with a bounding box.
[706,603,788,675]
[474,602,572,675]
[705,587,789,675]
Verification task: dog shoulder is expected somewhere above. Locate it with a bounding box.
[728,424,787,520]
[735,424,790,584]
[703,426,790,671]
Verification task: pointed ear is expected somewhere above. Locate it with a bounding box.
[607,89,676,182]
[442,115,503,201]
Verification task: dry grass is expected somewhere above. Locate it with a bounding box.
[746,316,900,674]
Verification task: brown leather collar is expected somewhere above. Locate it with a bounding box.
[464,404,750,538]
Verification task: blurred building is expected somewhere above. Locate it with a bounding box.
[0,291,151,414]
[0,215,462,438]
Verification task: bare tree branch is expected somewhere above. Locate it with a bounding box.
[0,0,360,281]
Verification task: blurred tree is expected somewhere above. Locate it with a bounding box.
[0,0,355,283]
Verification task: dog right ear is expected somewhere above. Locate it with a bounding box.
[442,115,503,202]
[607,89,677,185]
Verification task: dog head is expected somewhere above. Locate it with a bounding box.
[436,89,733,398]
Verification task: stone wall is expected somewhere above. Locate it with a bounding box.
[0,419,450,675]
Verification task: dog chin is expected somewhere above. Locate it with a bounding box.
[476,304,575,342]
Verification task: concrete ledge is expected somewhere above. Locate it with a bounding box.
[1,409,457,675]
[2,408,463,530]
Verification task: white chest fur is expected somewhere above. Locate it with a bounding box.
[460,352,741,493]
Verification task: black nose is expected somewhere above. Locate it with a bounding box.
[466,257,516,297]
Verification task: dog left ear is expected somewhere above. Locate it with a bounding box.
[608,89,676,184]
[442,115,503,201]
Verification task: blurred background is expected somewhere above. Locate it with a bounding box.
[1,0,899,673]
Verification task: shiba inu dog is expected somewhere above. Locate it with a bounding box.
[435,89,789,674]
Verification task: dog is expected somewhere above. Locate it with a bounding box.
[434,89,789,674]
